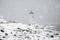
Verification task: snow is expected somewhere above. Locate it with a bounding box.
[0,17,60,40]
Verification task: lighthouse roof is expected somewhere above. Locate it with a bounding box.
[29,10,34,14]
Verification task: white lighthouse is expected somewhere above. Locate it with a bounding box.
[29,10,35,24]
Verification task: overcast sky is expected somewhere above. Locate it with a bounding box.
[0,0,60,24]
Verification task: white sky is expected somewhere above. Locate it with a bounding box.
[0,0,60,24]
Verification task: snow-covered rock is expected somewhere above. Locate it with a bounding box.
[0,23,60,40]
[0,17,60,40]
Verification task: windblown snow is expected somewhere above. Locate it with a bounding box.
[0,17,60,40]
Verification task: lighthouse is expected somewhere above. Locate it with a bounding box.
[29,10,35,24]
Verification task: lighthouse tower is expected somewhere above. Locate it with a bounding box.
[29,10,35,24]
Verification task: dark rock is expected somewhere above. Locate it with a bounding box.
[50,35,54,38]
[54,33,59,35]
[14,34,16,36]
[2,36,6,38]
[5,33,8,36]
[0,30,4,33]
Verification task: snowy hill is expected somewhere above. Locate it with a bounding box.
[0,16,60,40]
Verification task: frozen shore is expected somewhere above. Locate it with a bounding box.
[0,23,60,40]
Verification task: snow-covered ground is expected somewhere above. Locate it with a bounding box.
[0,17,60,40]
[0,23,60,40]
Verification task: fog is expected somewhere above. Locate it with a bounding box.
[0,0,60,25]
